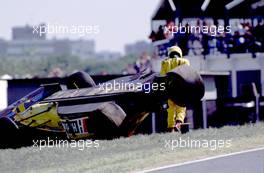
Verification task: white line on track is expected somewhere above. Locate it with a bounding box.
[137,147,264,173]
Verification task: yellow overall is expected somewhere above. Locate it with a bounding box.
[160,57,190,128]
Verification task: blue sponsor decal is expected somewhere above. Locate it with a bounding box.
[0,87,46,118]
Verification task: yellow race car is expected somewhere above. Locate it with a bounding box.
[0,65,204,148]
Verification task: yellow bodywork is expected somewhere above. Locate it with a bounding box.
[14,102,64,132]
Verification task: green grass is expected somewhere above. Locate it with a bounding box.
[0,123,264,173]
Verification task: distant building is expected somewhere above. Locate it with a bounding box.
[12,24,46,40]
[7,40,54,56]
[70,40,95,58]
[125,40,154,56]
[0,39,7,55]
[0,24,95,58]
[95,51,121,60]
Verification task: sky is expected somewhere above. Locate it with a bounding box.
[0,0,160,53]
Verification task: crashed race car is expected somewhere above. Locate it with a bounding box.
[0,65,204,148]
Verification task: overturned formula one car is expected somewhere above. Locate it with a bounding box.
[0,65,204,148]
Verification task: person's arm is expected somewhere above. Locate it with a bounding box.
[176,58,190,66]
[160,60,168,75]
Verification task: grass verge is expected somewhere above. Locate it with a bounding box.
[0,123,264,173]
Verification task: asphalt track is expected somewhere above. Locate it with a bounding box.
[140,148,264,173]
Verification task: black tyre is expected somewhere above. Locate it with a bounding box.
[166,65,205,106]
[0,117,20,148]
[66,71,96,89]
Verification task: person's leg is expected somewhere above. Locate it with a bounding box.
[167,99,176,131]
[175,104,186,123]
